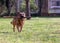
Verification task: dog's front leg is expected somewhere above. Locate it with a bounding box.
[17,25,20,32]
[20,26,23,32]
[13,25,15,32]
[20,24,24,32]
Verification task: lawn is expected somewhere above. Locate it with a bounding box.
[0,17,60,43]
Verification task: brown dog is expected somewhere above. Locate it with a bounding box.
[11,12,26,32]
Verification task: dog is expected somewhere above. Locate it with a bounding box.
[11,12,26,32]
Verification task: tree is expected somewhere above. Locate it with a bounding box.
[15,0,23,15]
[0,0,4,14]
[6,0,13,16]
[38,0,43,16]
[25,0,31,20]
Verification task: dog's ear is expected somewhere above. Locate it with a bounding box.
[22,12,26,17]
[23,13,26,17]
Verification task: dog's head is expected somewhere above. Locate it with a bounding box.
[17,12,26,18]
[20,12,26,18]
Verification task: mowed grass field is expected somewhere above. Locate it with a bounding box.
[0,17,60,43]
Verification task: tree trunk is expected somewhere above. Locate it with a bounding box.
[0,5,3,14]
[25,0,31,20]
[38,0,43,16]
[6,0,11,16]
[15,0,22,15]
[0,0,4,14]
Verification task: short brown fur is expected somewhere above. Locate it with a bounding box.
[11,12,26,32]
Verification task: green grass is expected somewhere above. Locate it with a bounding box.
[0,17,60,43]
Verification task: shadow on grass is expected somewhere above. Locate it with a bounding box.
[0,31,18,35]
[0,31,11,34]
